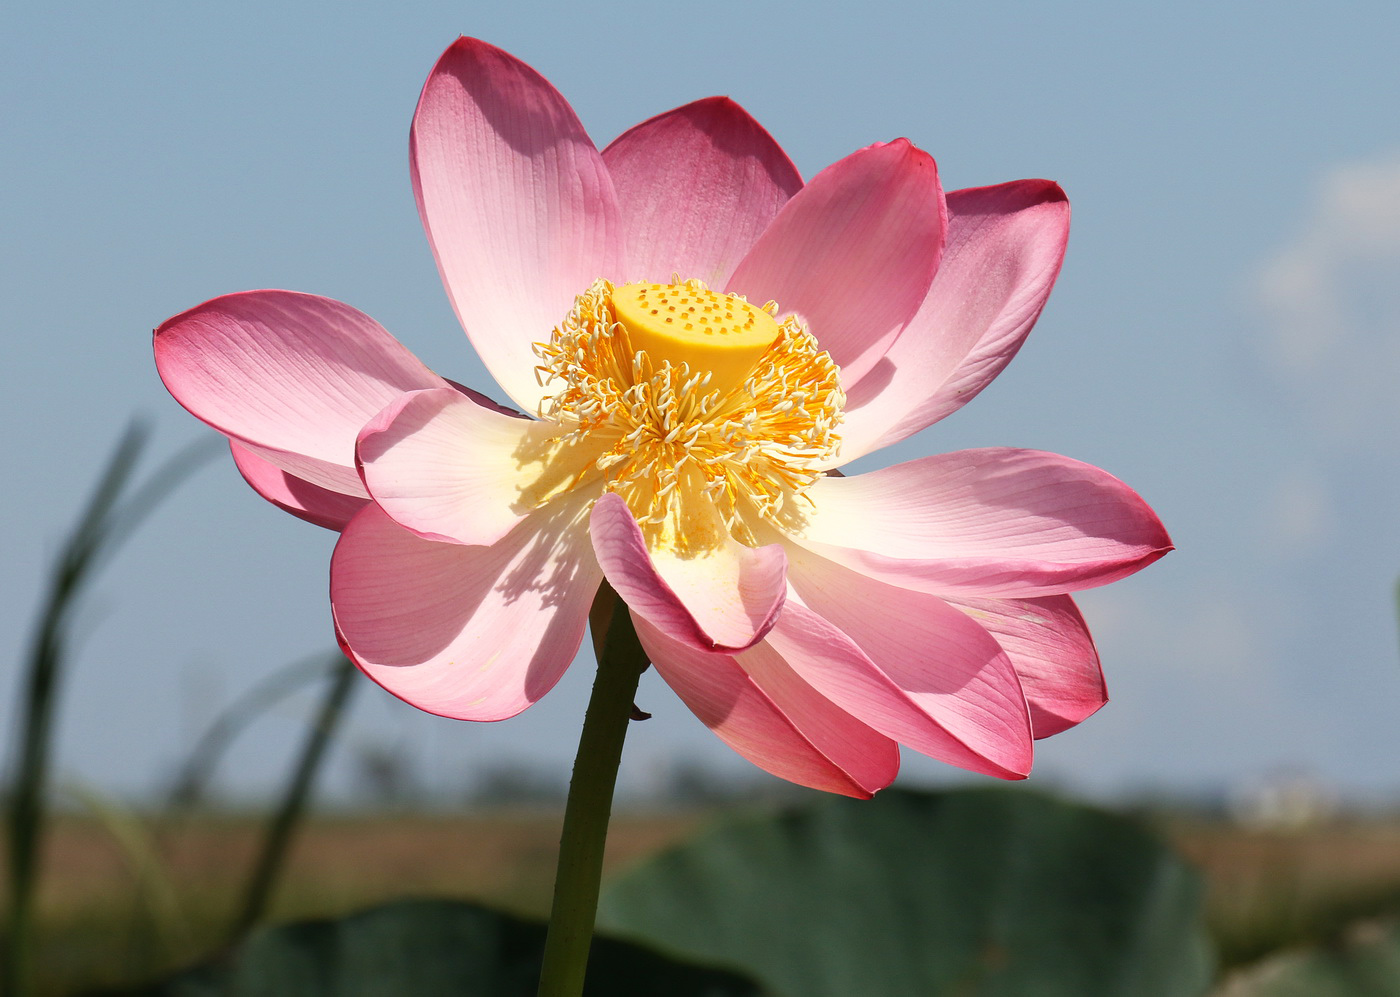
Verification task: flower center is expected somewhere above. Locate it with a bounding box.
[532,278,843,550]
[610,281,781,394]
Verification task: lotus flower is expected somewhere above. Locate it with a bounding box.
[155,37,1170,797]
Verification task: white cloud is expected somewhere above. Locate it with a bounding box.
[1251,150,1400,441]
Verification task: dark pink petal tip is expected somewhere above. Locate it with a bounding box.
[603,95,803,287]
[800,449,1171,599]
[154,289,447,496]
[946,593,1107,739]
[837,178,1071,460]
[727,138,946,385]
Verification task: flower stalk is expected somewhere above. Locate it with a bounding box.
[537,585,649,997]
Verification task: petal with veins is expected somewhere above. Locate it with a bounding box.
[840,181,1070,460]
[798,449,1172,598]
[773,554,1033,778]
[231,441,368,531]
[604,97,802,287]
[590,493,785,653]
[411,37,621,414]
[944,593,1105,739]
[635,615,898,798]
[331,497,600,721]
[357,386,578,547]
[727,140,945,384]
[155,290,449,493]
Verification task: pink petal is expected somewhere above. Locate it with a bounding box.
[443,379,528,418]
[230,441,368,531]
[356,387,549,546]
[154,290,448,494]
[944,594,1105,739]
[634,615,898,798]
[726,140,945,384]
[775,552,1033,778]
[590,493,786,652]
[331,497,600,721]
[603,97,802,287]
[411,37,620,413]
[799,449,1172,598]
[840,180,1070,461]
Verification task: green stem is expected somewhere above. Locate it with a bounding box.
[537,586,648,997]
[229,652,358,941]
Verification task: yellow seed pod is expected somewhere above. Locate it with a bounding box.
[611,281,780,391]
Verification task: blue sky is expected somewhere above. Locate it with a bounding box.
[5,1,1400,806]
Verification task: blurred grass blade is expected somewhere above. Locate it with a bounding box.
[230,652,359,942]
[5,421,148,996]
[66,783,192,958]
[168,654,335,810]
[3,422,220,997]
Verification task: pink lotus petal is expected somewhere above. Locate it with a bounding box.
[155,290,448,494]
[230,441,369,531]
[775,552,1033,778]
[945,593,1105,739]
[411,37,620,414]
[840,180,1070,461]
[356,386,554,546]
[331,498,599,722]
[799,449,1172,598]
[443,378,528,419]
[634,615,898,798]
[727,140,945,384]
[589,493,786,652]
[603,97,802,287]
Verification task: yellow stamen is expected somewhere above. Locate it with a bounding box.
[611,281,781,393]
[531,278,843,553]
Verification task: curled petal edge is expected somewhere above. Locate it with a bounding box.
[589,492,786,653]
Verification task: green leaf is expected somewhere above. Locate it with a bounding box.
[599,787,1213,997]
[124,898,770,996]
[1215,918,1400,996]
